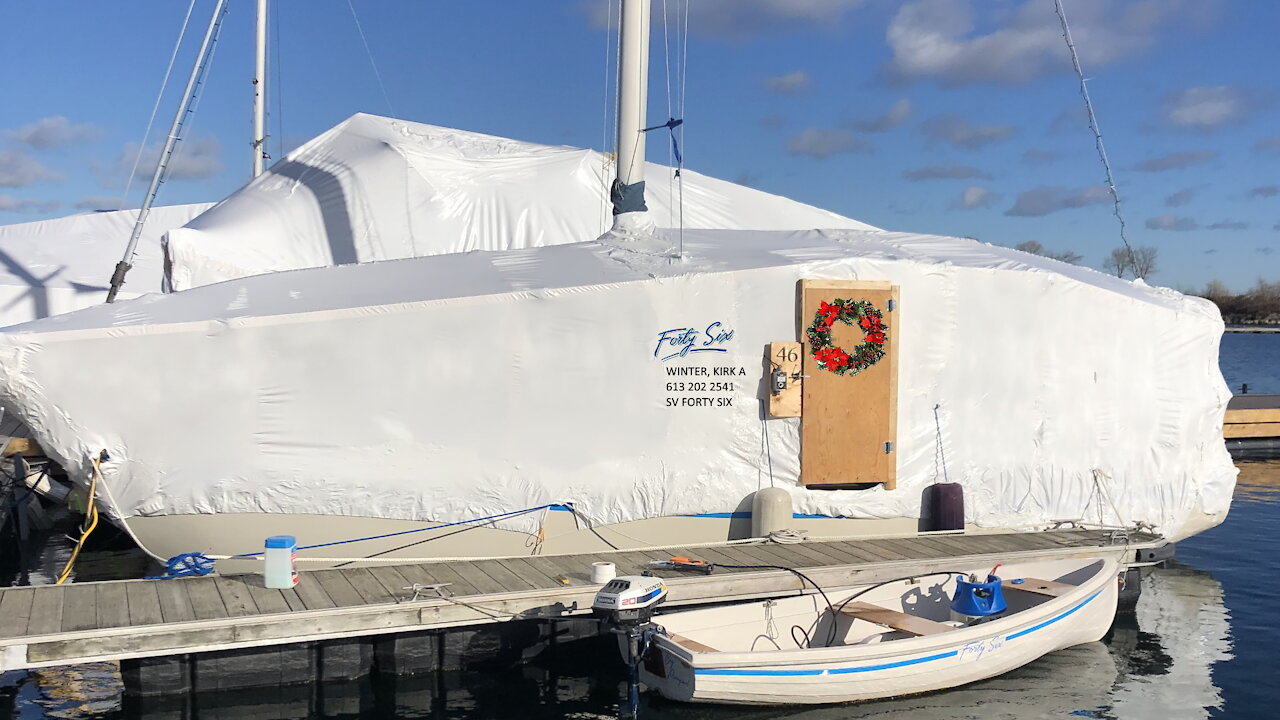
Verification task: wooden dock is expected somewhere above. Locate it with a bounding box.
[0,528,1159,675]
[1224,394,1280,439]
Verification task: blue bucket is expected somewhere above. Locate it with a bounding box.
[951,574,1007,617]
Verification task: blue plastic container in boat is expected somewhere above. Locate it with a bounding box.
[951,574,1007,620]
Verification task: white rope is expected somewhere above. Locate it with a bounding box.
[346,0,396,117]
[119,0,197,211]
[768,529,809,545]
[1053,0,1139,276]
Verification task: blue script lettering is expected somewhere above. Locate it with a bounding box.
[654,322,734,362]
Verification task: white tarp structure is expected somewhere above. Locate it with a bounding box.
[163,113,877,290]
[0,204,212,327]
[0,227,1236,542]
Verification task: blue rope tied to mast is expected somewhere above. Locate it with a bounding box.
[642,117,684,174]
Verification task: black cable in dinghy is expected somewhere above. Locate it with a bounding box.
[707,562,971,648]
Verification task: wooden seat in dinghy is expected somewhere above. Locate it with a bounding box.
[837,602,954,637]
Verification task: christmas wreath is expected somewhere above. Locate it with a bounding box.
[806,298,887,376]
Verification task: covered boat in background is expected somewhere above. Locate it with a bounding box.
[0,204,211,327]
[162,112,877,291]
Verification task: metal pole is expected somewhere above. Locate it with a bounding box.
[252,0,268,177]
[107,0,229,303]
[610,0,651,226]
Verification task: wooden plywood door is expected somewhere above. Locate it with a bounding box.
[800,280,899,489]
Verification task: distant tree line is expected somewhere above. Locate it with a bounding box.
[1013,241,1159,280]
[1195,279,1280,326]
[1007,241,1279,323]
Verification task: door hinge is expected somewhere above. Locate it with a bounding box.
[884,441,894,454]
[887,299,896,312]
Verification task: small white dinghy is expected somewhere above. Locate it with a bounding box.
[636,556,1121,705]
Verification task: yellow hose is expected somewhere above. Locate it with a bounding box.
[55,452,104,585]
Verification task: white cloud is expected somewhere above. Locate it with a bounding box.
[902,164,991,181]
[1164,188,1196,207]
[110,137,223,184]
[764,71,812,95]
[1005,186,1110,217]
[0,149,62,188]
[7,116,101,149]
[1164,86,1253,131]
[921,115,1015,149]
[1249,186,1278,198]
[0,194,60,213]
[587,0,868,40]
[1206,219,1248,230]
[1134,150,1217,172]
[1256,136,1280,153]
[849,99,911,133]
[951,185,996,210]
[884,0,1212,86]
[784,128,869,159]
[1146,214,1198,231]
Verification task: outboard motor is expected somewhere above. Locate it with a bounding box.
[593,576,668,719]
[950,573,1007,624]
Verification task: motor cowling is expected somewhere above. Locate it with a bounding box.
[592,575,667,628]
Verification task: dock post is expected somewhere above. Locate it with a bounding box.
[318,638,373,681]
[192,645,315,692]
[120,655,191,696]
[374,631,439,675]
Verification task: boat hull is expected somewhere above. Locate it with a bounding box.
[641,558,1120,705]
[123,510,918,570]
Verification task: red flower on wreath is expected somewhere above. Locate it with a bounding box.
[806,297,888,377]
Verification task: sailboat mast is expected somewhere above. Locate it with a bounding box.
[106,0,229,303]
[611,0,651,226]
[252,0,268,177]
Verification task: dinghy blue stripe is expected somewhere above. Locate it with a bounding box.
[1007,588,1103,640]
[697,668,826,676]
[826,650,959,674]
[693,586,1105,677]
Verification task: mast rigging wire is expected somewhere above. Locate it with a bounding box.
[119,0,197,211]
[346,0,396,117]
[1053,0,1140,277]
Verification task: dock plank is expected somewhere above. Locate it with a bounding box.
[311,570,367,608]
[854,539,916,561]
[448,562,511,595]
[0,587,35,639]
[24,585,64,637]
[214,577,260,617]
[185,577,230,621]
[244,579,293,616]
[60,583,98,633]
[366,565,414,601]
[496,558,560,590]
[471,559,539,592]
[95,582,130,629]
[292,572,336,611]
[409,563,480,597]
[521,556,580,586]
[155,580,196,623]
[125,581,165,627]
[343,568,399,605]
[803,542,877,566]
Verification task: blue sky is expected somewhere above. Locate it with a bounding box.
[0,0,1275,292]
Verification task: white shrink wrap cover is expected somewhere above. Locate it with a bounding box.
[163,113,877,290]
[0,204,213,327]
[0,228,1235,541]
